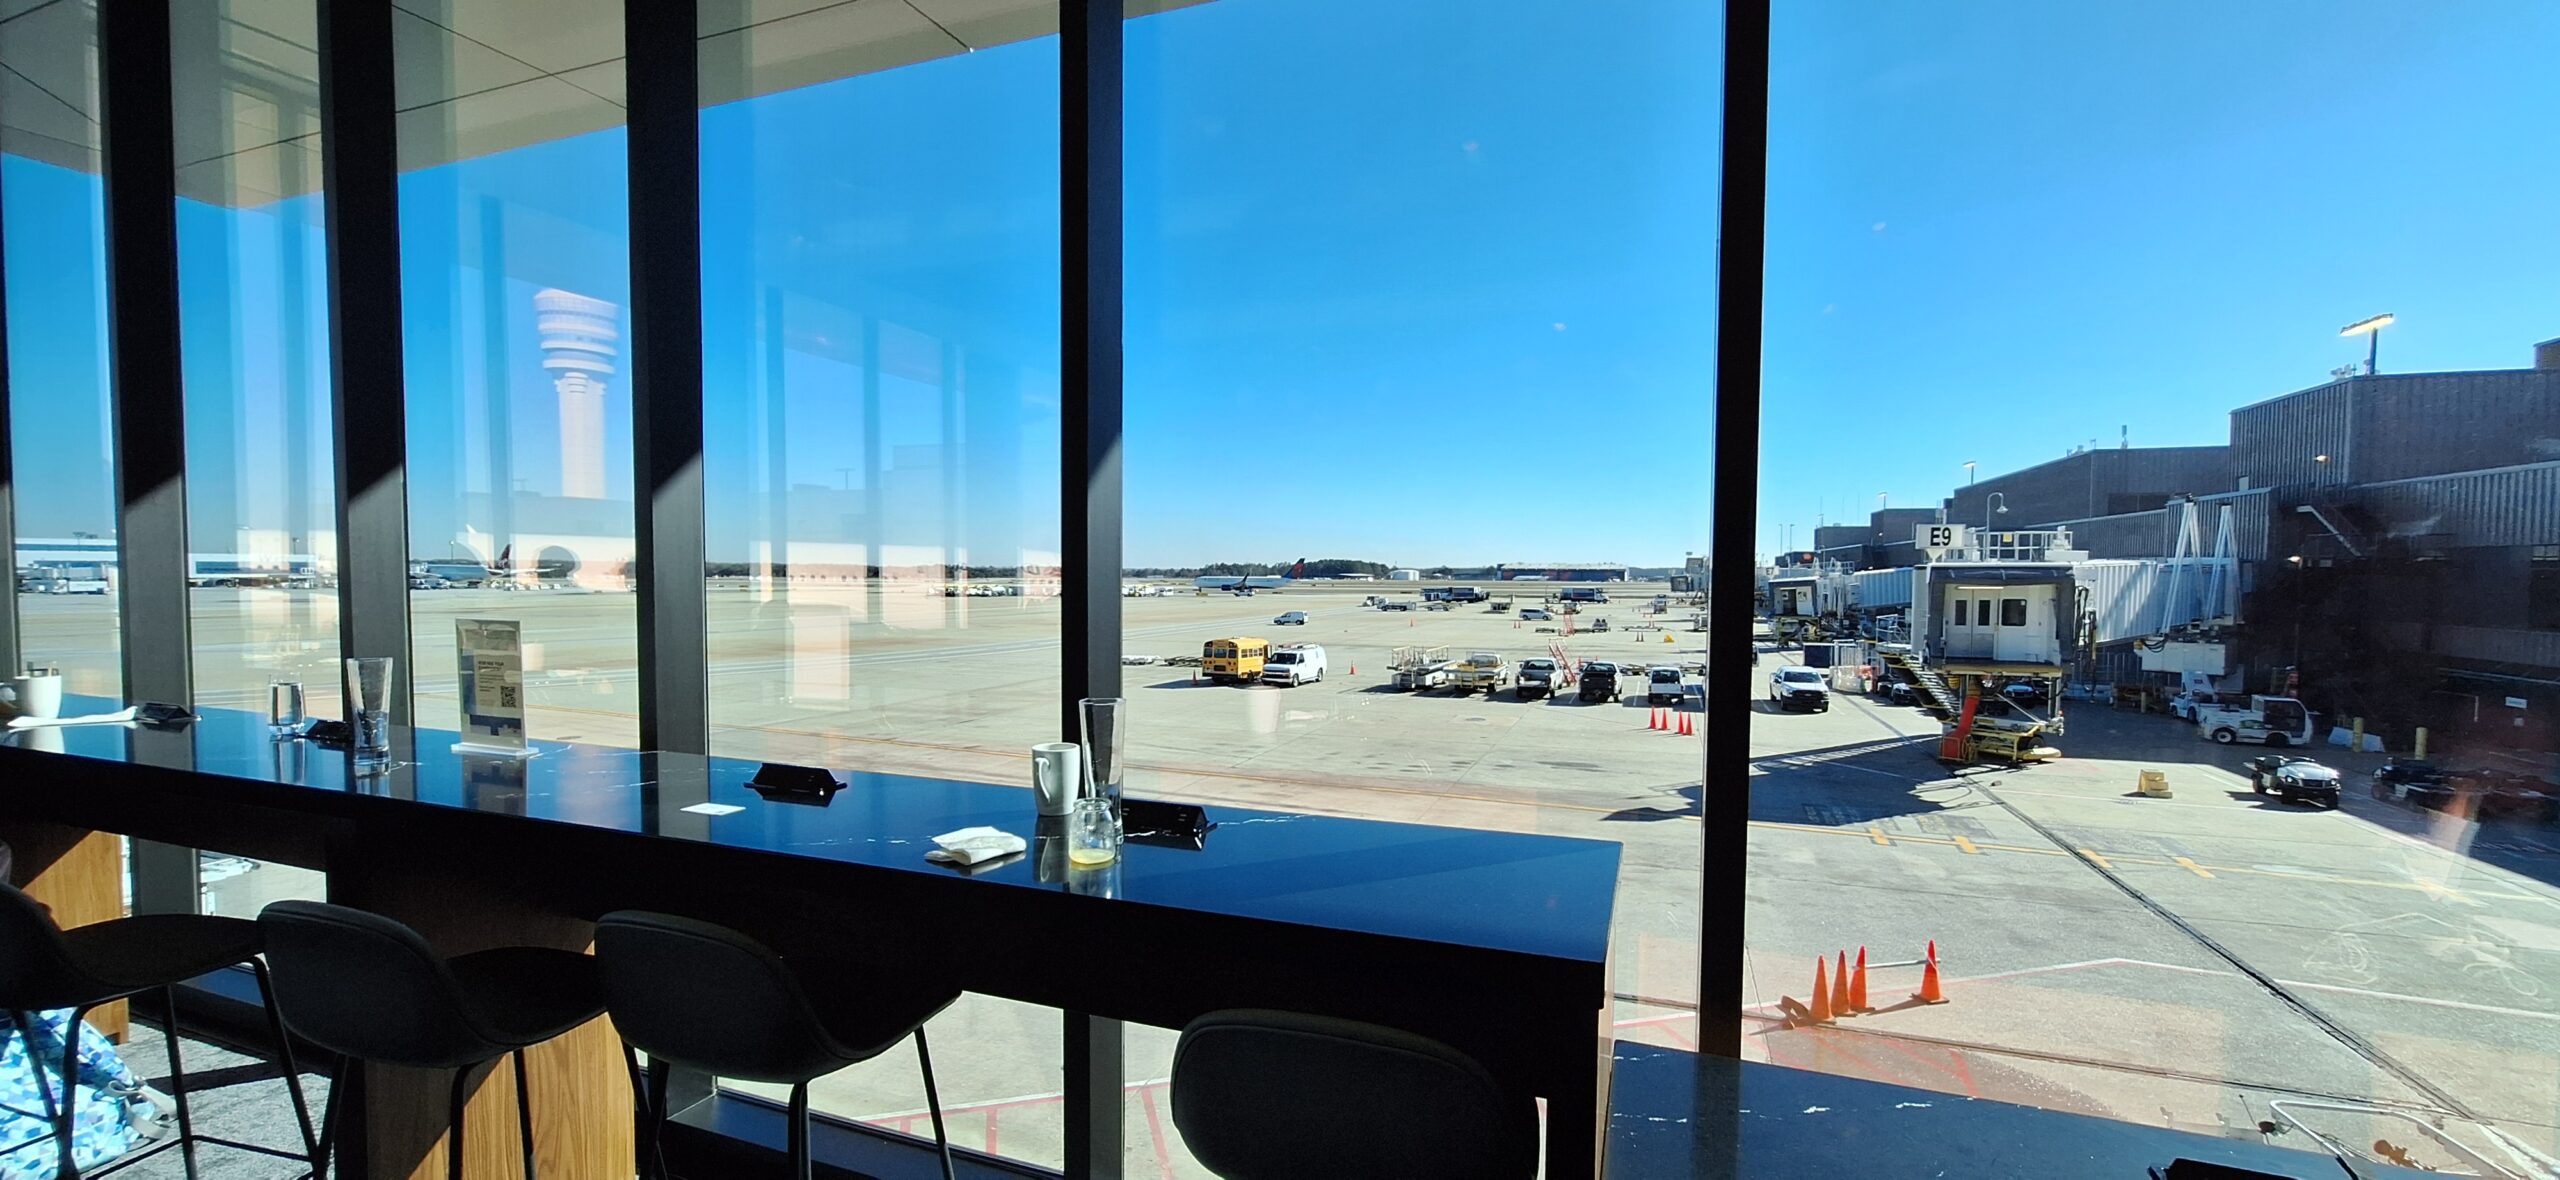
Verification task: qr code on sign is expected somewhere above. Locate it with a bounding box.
[499,685,519,709]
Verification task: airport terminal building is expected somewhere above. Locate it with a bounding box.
[1495,562,1627,582]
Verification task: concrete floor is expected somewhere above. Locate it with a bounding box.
[17,583,2560,1178]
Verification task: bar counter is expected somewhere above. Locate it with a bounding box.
[0,699,1619,1178]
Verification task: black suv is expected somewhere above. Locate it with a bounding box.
[1578,662,1620,704]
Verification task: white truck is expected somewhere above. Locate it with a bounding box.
[1645,665,1688,707]
[1262,644,1328,687]
[1446,651,1513,696]
[2197,695,2316,746]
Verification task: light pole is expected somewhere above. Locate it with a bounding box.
[1983,491,2008,535]
[1963,461,1976,486]
[1877,491,1888,511]
[2340,313,2394,376]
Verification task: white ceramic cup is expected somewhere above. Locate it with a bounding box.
[1032,742,1082,817]
[12,672,62,719]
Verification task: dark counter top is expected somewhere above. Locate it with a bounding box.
[3,696,1619,968]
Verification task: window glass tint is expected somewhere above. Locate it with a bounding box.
[172,0,337,914]
[693,1,1066,1163]
[3,0,120,698]
[1126,0,1718,1168]
[1755,1,2560,1163]
[398,1,639,745]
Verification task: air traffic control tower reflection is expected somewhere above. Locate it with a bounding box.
[535,288,620,500]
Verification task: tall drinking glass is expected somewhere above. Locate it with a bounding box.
[268,678,306,736]
[345,657,395,771]
[1078,696,1126,818]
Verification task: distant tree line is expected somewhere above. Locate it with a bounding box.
[1124,558,1401,578]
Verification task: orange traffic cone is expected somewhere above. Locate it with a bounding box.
[1914,940,1946,1005]
[1680,711,1694,736]
[1647,708,1659,730]
[1849,946,1870,1012]
[1349,662,1357,675]
[1835,950,1851,1014]
[1811,957,1834,1024]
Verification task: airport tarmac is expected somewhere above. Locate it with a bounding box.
[17,583,2560,1177]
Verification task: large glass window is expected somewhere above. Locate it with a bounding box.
[1125,0,1718,1169]
[398,0,639,745]
[2,0,120,700]
[172,0,338,916]
[1753,2,2560,1170]
[694,2,1066,1165]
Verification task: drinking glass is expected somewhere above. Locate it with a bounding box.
[1067,797,1119,868]
[345,656,395,770]
[1078,696,1126,816]
[267,678,306,736]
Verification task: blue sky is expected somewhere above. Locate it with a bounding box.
[9,0,2558,567]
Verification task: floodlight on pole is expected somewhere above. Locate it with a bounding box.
[1963,460,1977,486]
[1984,491,2008,535]
[2340,313,2394,377]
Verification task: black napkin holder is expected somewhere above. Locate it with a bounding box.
[136,702,195,728]
[1122,798,1211,850]
[303,718,351,747]
[748,762,846,805]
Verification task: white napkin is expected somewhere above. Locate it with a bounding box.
[8,707,138,730]
[926,826,1027,867]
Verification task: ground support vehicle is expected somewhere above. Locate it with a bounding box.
[2244,754,2342,807]
[1202,637,1272,684]
[1390,645,1452,691]
[1447,652,1513,696]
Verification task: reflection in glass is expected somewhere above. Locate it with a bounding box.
[2,0,121,699]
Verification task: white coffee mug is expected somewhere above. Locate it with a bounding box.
[1032,742,1082,817]
[12,671,62,719]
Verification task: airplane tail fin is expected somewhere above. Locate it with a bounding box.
[495,544,512,570]
[1287,558,1307,580]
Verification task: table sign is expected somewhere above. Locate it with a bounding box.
[454,619,534,758]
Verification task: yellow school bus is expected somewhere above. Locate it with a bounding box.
[1202,637,1272,683]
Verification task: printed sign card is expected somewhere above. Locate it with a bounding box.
[454,618,534,757]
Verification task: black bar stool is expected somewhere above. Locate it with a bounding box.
[593,911,960,1180]
[1170,1009,1537,1180]
[0,881,317,1180]
[256,900,606,1180]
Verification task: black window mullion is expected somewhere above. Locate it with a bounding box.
[625,0,710,755]
[318,0,417,723]
[1060,0,1126,1174]
[98,0,189,709]
[1702,0,1772,1060]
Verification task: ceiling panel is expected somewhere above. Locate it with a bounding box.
[6,0,1209,205]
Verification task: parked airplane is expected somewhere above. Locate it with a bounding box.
[1194,558,1308,593]
[411,544,572,589]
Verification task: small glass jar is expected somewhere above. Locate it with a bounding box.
[1067,796,1119,868]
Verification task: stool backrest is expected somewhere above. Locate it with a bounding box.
[257,901,498,1069]
[1171,1009,1537,1180]
[0,882,94,1009]
[594,911,841,1085]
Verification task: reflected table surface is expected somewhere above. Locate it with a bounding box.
[4,695,1619,965]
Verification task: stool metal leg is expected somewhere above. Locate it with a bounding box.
[447,1062,473,1180]
[50,1005,86,1180]
[787,1081,811,1180]
[248,957,319,1159]
[512,1047,537,1180]
[914,1028,956,1180]
[312,1053,348,1180]
[161,987,201,1180]
[644,1058,672,1180]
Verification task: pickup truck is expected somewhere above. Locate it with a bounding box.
[1578,662,1620,703]
[1645,665,1687,707]
[1517,657,1563,700]
[1766,665,1830,712]
[1446,652,1512,695]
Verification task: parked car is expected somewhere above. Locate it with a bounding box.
[1521,607,1553,622]
[1261,644,1327,687]
[1517,658,1563,700]
[2000,682,2049,710]
[1273,610,1308,626]
[1577,661,1620,703]
[2243,754,2341,807]
[1767,666,1831,712]
[1646,665,1687,707]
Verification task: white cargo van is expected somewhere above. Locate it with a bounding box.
[1263,644,1328,687]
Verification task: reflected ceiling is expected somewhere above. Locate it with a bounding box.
[0,0,1200,207]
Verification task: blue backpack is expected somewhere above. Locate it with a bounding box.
[1,1009,167,1180]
